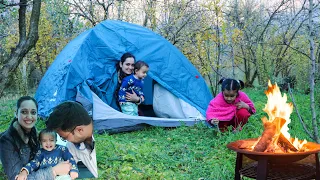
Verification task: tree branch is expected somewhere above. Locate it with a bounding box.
[0,0,41,96]
[287,84,315,141]
[0,0,31,8]
[282,43,311,59]
[258,0,290,42]
[18,0,27,42]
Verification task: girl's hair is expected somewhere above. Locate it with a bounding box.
[116,52,136,82]
[134,61,149,73]
[218,78,244,91]
[14,96,39,159]
[39,129,57,142]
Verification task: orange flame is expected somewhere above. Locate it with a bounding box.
[263,80,307,151]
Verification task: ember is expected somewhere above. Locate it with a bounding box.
[240,81,307,153]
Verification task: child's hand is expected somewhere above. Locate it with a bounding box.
[235,101,249,110]
[15,170,28,180]
[70,172,79,180]
[53,160,72,176]
[210,118,219,126]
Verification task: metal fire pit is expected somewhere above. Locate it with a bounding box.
[227,138,320,180]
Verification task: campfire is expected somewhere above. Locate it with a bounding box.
[227,81,320,180]
[239,81,307,153]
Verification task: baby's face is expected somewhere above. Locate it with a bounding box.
[135,65,149,79]
[41,134,56,151]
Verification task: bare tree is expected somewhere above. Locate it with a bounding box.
[0,0,42,96]
[226,0,297,86]
[307,0,319,143]
[56,0,134,27]
[143,0,157,30]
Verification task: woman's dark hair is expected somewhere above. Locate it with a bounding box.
[39,129,57,142]
[120,53,136,64]
[16,96,38,110]
[14,96,39,159]
[116,52,136,82]
[218,78,244,91]
[134,61,149,73]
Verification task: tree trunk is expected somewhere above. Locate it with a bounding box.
[117,0,122,20]
[308,0,319,143]
[19,59,29,95]
[0,0,41,97]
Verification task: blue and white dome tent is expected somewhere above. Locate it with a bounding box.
[35,20,213,133]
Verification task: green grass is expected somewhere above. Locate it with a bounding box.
[0,88,318,179]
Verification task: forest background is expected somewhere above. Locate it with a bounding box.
[1,0,320,179]
[1,0,319,139]
[0,0,320,143]
[1,0,319,94]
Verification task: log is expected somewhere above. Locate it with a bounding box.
[253,121,276,152]
[277,133,298,152]
[253,117,286,152]
[238,140,256,149]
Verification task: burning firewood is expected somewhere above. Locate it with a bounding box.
[253,117,286,152]
[238,140,256,149]
[253,120,276,152]
[277,133,298,152]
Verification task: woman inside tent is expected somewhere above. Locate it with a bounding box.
[114,52,142,108]
[86,52,142,112]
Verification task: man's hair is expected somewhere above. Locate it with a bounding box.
[46,101,92,132]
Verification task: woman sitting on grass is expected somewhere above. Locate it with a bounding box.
[0,96,72,180]
[206,78,256,132]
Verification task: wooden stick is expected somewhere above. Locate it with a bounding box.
[253,117,286,152]
[253,118,277,152]
[277,133,298,152]
[287,83,314,140]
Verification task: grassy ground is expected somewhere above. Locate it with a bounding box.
[0,87,318,179]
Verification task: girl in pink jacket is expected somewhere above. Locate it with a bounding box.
[206,78,256,132]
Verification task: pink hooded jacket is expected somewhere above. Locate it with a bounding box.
[206,91,256,121]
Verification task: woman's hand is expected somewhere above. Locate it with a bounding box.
[52,160,72,176]
[235,100,249,110]
[15,170,28,180]
[70,172,79,180]
[125,90,140,103]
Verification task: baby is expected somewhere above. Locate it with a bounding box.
[118,60,149,116]
[16,129,78,180]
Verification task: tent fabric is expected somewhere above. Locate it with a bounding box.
[91,91,202,130]
[153,83,205,119]
[35,20,213,132]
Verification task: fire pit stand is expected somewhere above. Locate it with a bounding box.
[234,152,319,180]
[227,139,320,180]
